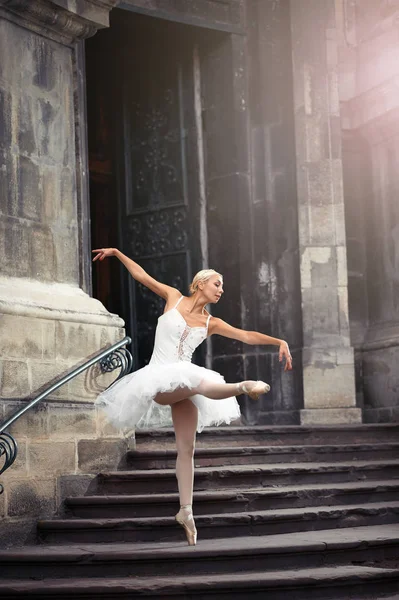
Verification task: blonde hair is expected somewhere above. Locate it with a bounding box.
[189,269,223,295]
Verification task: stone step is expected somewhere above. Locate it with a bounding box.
[38,502,399,544]
[135,424,399,449]
[127,443,399,469]
[65,480,399,518]
[96,460,399,494]
[0,565,398,599]
[1,525,398,580]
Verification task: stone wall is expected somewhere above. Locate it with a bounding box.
[0,0,124,548]
[339,0,399,422]
[290,0,360,424]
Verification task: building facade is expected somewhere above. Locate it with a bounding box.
[0,0,398,546]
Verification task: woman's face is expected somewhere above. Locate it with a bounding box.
[200,274,224,303]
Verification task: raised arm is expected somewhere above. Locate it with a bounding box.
[210,318,293,371]
[92,248,180,303]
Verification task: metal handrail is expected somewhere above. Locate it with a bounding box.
[0,336,133,493]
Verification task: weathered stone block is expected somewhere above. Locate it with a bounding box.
[336,346,355,365]
[301,246,337,290]
[304,116,323,162]
[6,403,48,440]
[18,155,41,221]
[309,205,336,245]
[0,217,30,278]
[29,360,69,398]
[42,167,59,223]
[53,226,79,284]
[301,407,362,425]
[32,35,57,92]
[311,286,340,334]
[29,224,56,281]
[78,438,127,473]
[334,203,347,245]
[311,249,337,289]
[59,166,77,223]
[48,405,96,438]
[55,321,120,361]
[0,314,55,360]
[337,245,348,286]
[307,160,334,206]
[29,440,76,475]
[18,94,36,156]
[0,87,12,150]
[0,360,30,397]
[303,362,356,408]
[302,347,336,366]
[7,478,55,517]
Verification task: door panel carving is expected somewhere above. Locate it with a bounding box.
[113,11,202,367]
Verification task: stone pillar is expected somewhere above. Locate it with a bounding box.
[0,0,124,548]
[290,0,361,425]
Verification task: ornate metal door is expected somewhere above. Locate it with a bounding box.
[113,12,205,367]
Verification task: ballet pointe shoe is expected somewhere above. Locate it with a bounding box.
[175,504,197,546]
[239,381,271,401]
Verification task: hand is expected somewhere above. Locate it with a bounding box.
[92,248,117,262]
[279,341,293,371]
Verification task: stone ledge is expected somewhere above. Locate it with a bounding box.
[0,276,124,327]
[300,408,362,425]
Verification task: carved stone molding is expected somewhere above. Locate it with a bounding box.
[119,0,244,33]
[0,0,119,45]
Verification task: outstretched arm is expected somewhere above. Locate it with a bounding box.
[210,318,293,371]
[92,248,180,303]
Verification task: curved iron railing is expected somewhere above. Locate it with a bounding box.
[0,336,133,494]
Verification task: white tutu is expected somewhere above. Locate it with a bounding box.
[97,361,241,433]
[96,298,241,433]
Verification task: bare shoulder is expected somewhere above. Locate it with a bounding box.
[163,289,185,311]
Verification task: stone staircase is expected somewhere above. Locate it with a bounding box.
[1,424,399,598]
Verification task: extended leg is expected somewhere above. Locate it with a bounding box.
[172,399,198,545]
[155,379,269,406]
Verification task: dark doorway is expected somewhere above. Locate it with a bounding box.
[86,10,211,368]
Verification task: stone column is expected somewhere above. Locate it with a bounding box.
[0,0,124,548]
[0,0,121,399]
[290,0,361,424]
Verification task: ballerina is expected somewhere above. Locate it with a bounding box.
[92,247,293,546]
